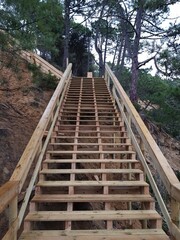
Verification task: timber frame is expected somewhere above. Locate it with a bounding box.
[0,62,179,239]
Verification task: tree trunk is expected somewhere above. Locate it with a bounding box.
[95,28,103,77]
[130,1,144,103]
[119,39,127,74]
[115,37,124,75]
[103,27,109,75]
[87,36,91,72]
[112,40,118,71]
[94,5,105,77]
[63,0,70,69]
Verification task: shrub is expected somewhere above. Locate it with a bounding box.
[28,63,57,90]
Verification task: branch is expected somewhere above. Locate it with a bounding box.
[154,56,171,76]
[93,56,99,66]
[0,17,46,32]
[138,54,157,68]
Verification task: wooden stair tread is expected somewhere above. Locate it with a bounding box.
[47,150,135,154]
[44,159,139,164]
[56,130,126,133]
[40,169,143,174]
[57,125,122,128]
[49,143,130,146]
[32,194,154,203]
[51,136,128,139]
[20,229,169,240]
[25,210,162,221]
[37,180,148,187]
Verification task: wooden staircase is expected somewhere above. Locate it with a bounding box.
[19,76,169,239]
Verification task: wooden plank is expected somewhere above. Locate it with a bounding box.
[87,72,93,77]
[2,218,19,240]
[57,125,122,129]
[44,159,138,164]
[49,143,130,147]
[40,169,143,174]
[19,229,169,240]
[47,150,135,154]
[25,210,161,221]
[37,180,148,187]
[32,194,154,203]
[52,136,128,139]
[58,120,120,123]
[56,130,127,134]
[0,181,19,213]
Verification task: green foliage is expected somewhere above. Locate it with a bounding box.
[138,71,180,138]
[28,63,57,90]
[0,0,64,53]
[115,66,131,93]
[69,23,93,76]
[115,67,180,138]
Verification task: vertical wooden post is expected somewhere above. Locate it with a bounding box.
[139,138,146,179]
[66,57,69,68]
[171,198,180,227]
[105,69,108,82]
[140,138,145,156]
[87,72,93,78]
[9,196,18,240]
[107,76,110,90]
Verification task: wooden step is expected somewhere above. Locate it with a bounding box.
[32,194,154,203]
[56,130,126,134]
[40,169,143,175]
[44,159,138,164]
[20,229,170,240]
[47,150,135,154]
[62,107,115,110]
[24,210,162,222]
[37,180,148,188]
[51,136,128,140]
[49,143,130,146]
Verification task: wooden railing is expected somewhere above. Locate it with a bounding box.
[20,51,63,79]
[0,64,72,240]
[0,30,63,79]
[105,63,180,240]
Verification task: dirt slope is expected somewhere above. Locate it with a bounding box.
[0,50,53,186]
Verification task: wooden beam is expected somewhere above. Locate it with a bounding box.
[0,181,18,213]
[37,180,148,187]
[19,229,169,240]
[25,210,162,221]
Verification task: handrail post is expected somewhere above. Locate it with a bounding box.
[171,198,180,227]
[8,196,18,240]
[105,68,108,82]
[107,76,110,90]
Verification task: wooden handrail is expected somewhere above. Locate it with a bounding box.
[21,51,63,79]
[105,63,180,239]
[0,181,18,213]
